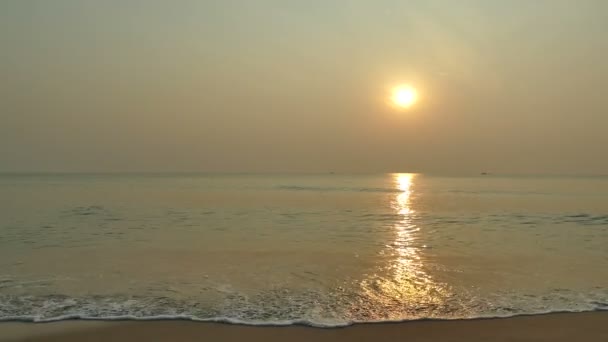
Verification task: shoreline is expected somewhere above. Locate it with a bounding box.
[1,309,607,326]
[2,311,608,342]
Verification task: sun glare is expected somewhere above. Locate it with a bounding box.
[391,85,418,109]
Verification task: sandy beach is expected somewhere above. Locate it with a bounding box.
[1,312,607,342]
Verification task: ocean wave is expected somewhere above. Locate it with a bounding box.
[423,212,608,227]
[2,308,608,327]
[276,185,402,193]
[0,314,351,327]
[1,291,607,327]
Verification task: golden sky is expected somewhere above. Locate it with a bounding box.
[1,0,607,174]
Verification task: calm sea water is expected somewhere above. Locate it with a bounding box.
[1,173,607,325]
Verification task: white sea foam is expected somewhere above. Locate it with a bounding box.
[1,292,607,327]
[2,307,608,327]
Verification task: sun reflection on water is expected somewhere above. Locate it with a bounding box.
[390,174,430,291]
[392,173,421,270]
[354,173,449,320]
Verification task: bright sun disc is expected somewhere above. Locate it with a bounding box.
[391,85,418,108]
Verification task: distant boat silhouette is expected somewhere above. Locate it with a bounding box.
[480,172,489,175]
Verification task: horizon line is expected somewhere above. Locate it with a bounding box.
[0,171,606,177]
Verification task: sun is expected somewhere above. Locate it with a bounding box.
[391,85,418,109]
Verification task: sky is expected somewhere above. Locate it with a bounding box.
[1,0,607,174]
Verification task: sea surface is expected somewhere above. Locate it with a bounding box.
[1,173,607,326]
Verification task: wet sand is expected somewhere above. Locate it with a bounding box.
[1,312,607,342]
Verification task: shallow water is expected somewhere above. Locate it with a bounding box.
[1,173,607,325]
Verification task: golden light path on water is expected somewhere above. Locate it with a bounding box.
[392,173,425,281]
[357,173,449,320]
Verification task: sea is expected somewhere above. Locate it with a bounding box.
[1,173,607,326]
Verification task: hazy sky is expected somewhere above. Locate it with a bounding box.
[1,0,607,174]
